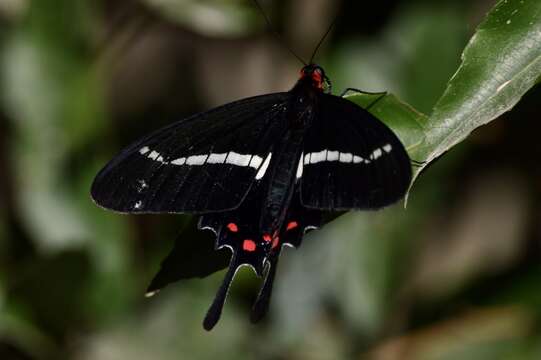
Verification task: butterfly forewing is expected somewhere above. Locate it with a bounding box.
[91,93,290,213]
[300,94,412,210]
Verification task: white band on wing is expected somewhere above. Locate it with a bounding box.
[139,146,272,178]
[302,144,393,166]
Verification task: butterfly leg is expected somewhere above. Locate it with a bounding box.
[340,88,387,98]
[411,159,426,168]
[340,88,388,111]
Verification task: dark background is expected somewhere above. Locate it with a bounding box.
[0,0,540,359]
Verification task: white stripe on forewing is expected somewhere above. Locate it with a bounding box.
[186,154,208,165]
[143,149,168,164]
[207,153,227,164]
[226,152,251,167]
[339,152,353,163]
[370,148,382,160]
[138,142,393,179]
[309,150,327,164]
[305,144,393,165]
[139,146,150,155]
[249,155,263,169]
[171,157,185,165]
[327,150,339,161]
[255,153,272,180]
[148,150,160,160]
[296,153,303,178]
[139,147,267,172]
[353,155,365,164]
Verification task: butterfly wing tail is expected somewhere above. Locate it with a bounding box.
[203,254,240,331]
[250,256,279,323]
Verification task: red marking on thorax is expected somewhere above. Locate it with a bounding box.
[311,71,323,89]
[300,68,324,90]
[243,239,256,252]
[227,223,238,232]
[263,234,272,243]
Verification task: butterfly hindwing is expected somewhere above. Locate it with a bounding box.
[300,93,412,210]
[198,183,323,329]
[91,93,290,213]
[145,219,230,297]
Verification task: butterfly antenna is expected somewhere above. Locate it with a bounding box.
[309,14,338,64]
[252,0,307,66]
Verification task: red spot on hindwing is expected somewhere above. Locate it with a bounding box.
[243,239,256,252]
[286,221,299,231]
[227,223,238,232]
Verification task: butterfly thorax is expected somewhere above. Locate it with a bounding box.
[286,65,325,129]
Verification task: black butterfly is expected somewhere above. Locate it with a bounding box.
[91,63,412,330]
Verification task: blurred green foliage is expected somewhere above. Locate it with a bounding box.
[0,0,540,359]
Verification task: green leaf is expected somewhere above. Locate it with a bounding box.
[342,0,539,197]
[411,0,541,180]
[331,3,466,115]
[344,93,427,155]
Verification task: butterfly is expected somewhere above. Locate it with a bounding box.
[91,62,412,330]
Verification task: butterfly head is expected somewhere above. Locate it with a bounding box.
[300,64,330,92]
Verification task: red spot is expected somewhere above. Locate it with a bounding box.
[263,234,272,242]
[300,68,324,90]
[227,223,238,232]
[243,239,256,252]
[312,71,323,89]
[272,237,280,249]
[286,221,299,231]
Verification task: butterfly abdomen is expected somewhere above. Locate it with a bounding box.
[259,128,304,234]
